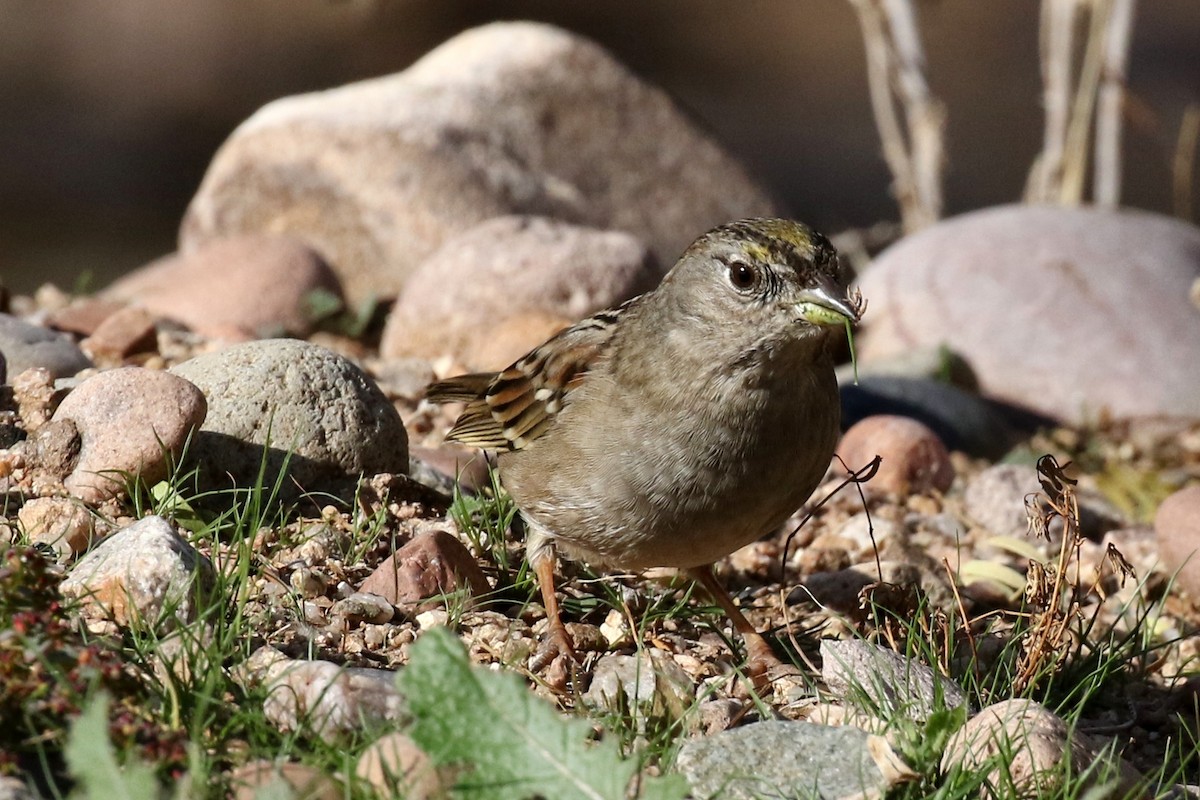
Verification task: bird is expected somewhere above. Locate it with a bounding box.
[426,217,862,679]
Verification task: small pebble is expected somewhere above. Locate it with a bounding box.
[1154,485,1200,599]
[837,414,954,495]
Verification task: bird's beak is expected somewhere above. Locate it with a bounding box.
[794,276,863,327]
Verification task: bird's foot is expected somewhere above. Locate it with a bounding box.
[742,631,801,694]
[530,620,579,692]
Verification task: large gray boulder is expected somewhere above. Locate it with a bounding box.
[181,22,778,303]
[857,205,1200,422]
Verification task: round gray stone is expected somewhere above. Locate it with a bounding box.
[171,339,408,504]
[0,313,92,379]
[676,720,893,800]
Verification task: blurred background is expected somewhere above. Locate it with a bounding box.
[1,0,1197,295]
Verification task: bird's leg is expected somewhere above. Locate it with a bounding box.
[524,519,576,689]
[532,548,576,663]
[689,565,784,685]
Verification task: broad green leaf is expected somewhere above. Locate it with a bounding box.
[400,628,687,800]
[65,694,161,800]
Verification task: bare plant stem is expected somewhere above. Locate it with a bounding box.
[1173,104,1200,221]
[1027,0,1137,207]
[849,0,944,233]
[1095,0,1136,207]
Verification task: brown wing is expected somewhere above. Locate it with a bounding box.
[425,303,631,451]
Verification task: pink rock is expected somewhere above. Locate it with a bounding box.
[836,415,954,495]
[359,530,490,612]
[1155,485,1200,598]
[103,234,342,339]
[355,733,449,800]
[464,310,574,372]
[857,205,1200,422]
[381,216,655,369]
[52,367,207,503]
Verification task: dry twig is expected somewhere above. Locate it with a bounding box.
[1026,0,1138,207]
[848,0,945,233]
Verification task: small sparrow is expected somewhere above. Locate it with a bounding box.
[427,218,862,677]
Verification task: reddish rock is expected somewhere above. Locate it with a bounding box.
[82,306,158,360]
[359,530,490,612]
[355,732,449,800]
[104,234,343,340]
[465,310,574,372]
[1155,485,1200,598]
[52,367,207,503]
[46,298,127,336]
[836,415,954,495]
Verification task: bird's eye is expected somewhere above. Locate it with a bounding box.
[727,260,757,290]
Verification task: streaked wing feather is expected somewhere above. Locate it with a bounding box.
[424,300,633,451]
[425,373,496,403]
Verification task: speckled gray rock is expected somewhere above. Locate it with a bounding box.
[821,639,968,722]
[964,463,1039,539]
[104,234,343,340]
[60,515,214,630]
[0,313,92,379]
[51,367,208,503]
[676,721,905,800]
[858,205,1200,423]
[584,650,695,728]
[245,647,406,736]
[181,22,778,304]
[381,215,658,368]
[171,339,408,503]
